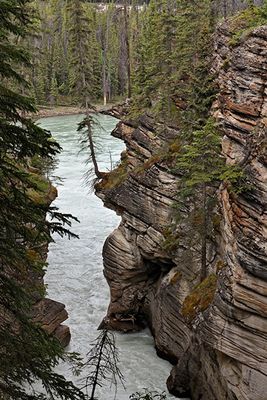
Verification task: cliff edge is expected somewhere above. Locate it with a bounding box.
[96,24,267,400]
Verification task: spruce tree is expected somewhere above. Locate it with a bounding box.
[131,0,215,124]
[82,329,124,400]
[172,0,215,132]
[66,0,98,107]
[175,119,242,280]
[0,1,85,398]
[131,1,160,112]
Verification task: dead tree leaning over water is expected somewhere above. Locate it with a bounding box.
[81,329,125,400]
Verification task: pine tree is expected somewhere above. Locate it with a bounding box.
[66,0,98,107]
[0,1,86,398]
[82,329,124,400]
[131,0,215,124]
[172,0,216,133]
[98,4,121,105]
[51,0,71,102]
[175,119,242,280]
[131,1,159,112]
[18,0,140,106]
[123,1,131,98]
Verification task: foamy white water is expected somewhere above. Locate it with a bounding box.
[38,114,178,400]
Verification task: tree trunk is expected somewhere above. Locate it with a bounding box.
[102,50,107,105]
[124,3,131,98]
[90,331,107,400]
[87,126,102,179]
[102,9,111,106]
[200,184,207,281]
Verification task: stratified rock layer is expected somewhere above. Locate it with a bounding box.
[96,25,267,400]
[197,23,267,400]
[33,298,71,347]
[30,182,71,347]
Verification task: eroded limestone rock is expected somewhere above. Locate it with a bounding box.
[96,24,267,400]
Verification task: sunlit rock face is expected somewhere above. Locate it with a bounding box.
[97,24,267,400]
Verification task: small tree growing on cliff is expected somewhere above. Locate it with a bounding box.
[175,118,242,281]
[67,0,104,185]
[78,114,104,185]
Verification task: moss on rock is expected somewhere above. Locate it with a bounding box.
[181,274,218,322]
[96,159,129,190]
[27,172,55,205]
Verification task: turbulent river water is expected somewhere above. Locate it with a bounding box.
[38,114,177,400]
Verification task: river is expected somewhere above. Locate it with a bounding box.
[38,113,177,400]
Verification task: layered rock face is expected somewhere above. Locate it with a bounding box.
[96,25,267,400]
[33,298,70,347]
[0,178,70,347]
[36,183,71,347]
[25,181,70,347]
[198,24,267,399]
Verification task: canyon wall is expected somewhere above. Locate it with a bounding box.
[96,23,267,400]
[24,178,70,347]
[35,182,71,347]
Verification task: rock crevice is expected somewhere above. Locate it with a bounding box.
[96,24,267,400]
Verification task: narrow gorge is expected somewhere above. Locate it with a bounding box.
[1,1,267,399]
[95,22,267,400]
